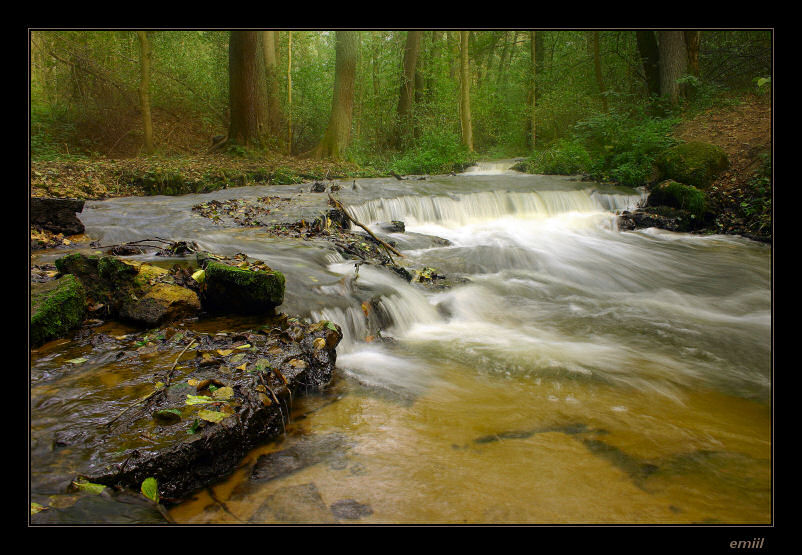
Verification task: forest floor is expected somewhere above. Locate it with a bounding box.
[671,94,772,240]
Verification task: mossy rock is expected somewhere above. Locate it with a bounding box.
[656,142,729,189]
[203,261,285,315]
[647,180,706,218]
[31,274,86,347]
[54,253,201,326]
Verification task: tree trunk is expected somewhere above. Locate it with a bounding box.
[592,31,608,112]
[307,31,359,159]
[684,30,701,77]
[426,30,443,97]
[657,30,688,106]
[528,30,537,149]
[136,31,154,155]
[262,30,284,145]
[228,31,268,147]
[459,31,473,152]
[394,30,421,149]
[636,30,661,97]
[287,31,293,154]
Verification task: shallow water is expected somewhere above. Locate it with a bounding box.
[30,162,772,524]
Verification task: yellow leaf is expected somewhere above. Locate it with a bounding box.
[217,349,233,356]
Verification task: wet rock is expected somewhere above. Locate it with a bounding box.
[311,182,326,193]
[30,490,166,524]
[119,283,201,327]
[200,257,286,315]
[30,198,86,236]
[81,319,343,500]
[378,221,405,233]
[30,274,86,347]
[250,483,336,523]
[54,253,202,327]
[618,207,702,233]
[330,499,373,520]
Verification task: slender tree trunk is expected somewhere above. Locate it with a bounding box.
[448,31,458,80]
[528,30,538,149]
[262,30,283,145]
[136,31,154,155]
[426,30,443,98]
[592,31,608,112]
[684,30,701,76]
[228,31,268,147]
[459,31,473,152]
[287,31,293,154]
[636,30,661,97]
[394,30,421,149]
[657,30,688,106]
[308,31,359,159]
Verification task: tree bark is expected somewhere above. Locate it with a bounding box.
[136,31,154,155]
[528,30,538,149]
[262,30,284,145]
[684,30,701,77]
[657,30,688,106]
[636,30,661,97]
[307,31,359,159]
[592,31,608,112]
[228,31,268,147]
[459,31,473,151]
[394,30,421,149]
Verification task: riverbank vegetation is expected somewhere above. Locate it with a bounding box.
[31,30,771,237]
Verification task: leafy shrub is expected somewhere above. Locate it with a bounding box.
[647,180,706,217]
[525,139,592,175]
[387,129,477,175]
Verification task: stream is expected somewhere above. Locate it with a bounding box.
[30,161,772,524]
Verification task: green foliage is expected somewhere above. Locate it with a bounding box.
[387,129,477,175]
[523,139,592,175]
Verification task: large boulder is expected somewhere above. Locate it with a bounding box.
[30,198,86,235]
[118,283,201,327]
[201,258,285,315]
[31,274,86,347]
[656,142,729,189]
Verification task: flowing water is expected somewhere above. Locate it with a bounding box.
[30,161,772,524]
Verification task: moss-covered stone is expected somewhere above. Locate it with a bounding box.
[31,274,86,347]
[647,180,706,217]
[656,142,729,189]
[54,253,201,326]
[203,261,285,315]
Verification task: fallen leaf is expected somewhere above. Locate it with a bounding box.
[198,409,229,423]
[141,477,159,502]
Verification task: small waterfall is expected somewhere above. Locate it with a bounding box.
[348,189,645,228]
[462,160,520,175]
[312,264,442,352]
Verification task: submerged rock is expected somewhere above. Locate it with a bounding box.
[618,207,703,233]
[30,274,86,347]
[378,221,405,233]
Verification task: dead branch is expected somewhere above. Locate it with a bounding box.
[327,194,404,259]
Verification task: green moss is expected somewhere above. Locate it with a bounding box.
[648,180,706,217]
[656,142,729,188]
[203,261,285,314]
[31,274,86,347]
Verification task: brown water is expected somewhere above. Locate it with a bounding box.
[31,165,772,524]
